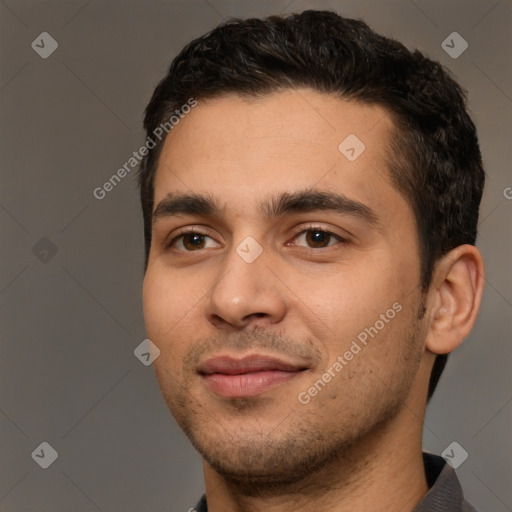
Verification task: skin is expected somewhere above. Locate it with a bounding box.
[142,89,485,512]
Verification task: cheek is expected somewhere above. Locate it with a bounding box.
[143,266,212,379]
[301,256,416,356]
[143,272,190,383]
[142,272,167,340]
[143,268,189,344]
[302,260,397,322]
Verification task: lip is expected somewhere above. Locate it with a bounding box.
[198,354,308,398]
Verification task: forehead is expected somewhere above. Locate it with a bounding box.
[153,90,406,220]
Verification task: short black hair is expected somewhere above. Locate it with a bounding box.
[138,10,485,401]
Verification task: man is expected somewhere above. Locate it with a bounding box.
[138,10,485,512]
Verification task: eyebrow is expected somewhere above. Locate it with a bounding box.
[152,189,381,228]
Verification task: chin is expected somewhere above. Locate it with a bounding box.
[184,415,355,492]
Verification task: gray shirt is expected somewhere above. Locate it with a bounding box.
[192,453,478,511]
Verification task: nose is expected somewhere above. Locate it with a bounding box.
[204,241,287,329]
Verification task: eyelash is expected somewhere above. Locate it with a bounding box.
[166,225,347,252]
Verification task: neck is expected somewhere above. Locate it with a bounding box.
[202,402,429,512]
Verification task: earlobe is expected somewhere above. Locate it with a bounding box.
[425,245,485,355]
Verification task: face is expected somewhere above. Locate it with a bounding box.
[143,90,427,488]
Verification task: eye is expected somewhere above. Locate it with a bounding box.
[169,230,219,251]
[290,228,345,249]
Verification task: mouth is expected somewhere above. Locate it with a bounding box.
[198,354,309,398]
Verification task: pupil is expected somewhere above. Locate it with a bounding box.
[185,233,204,249]
[307,230,329,247]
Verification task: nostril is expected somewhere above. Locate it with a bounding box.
[242,312,267,323]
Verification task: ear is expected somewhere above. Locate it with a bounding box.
[425,245,485,355]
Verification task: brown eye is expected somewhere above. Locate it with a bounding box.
[169,231,218,251]
[305,230,332,248]
[293,229,342,249]
[182,233,206,250]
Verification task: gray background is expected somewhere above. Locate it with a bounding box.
[1,0,511,510]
